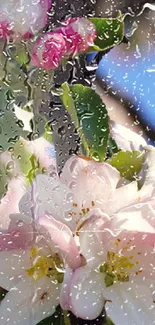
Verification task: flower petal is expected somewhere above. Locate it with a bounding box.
[110,120,147,151]
[107,181,139,215]
[0,249,31,290]
[69,265,104,320]
[0,275,60,325]
[29,174,75,229]
[0,214,35,252]
[60,267,73,310]
[78,209,110,267]
[38,214,81,269]
[22,137,57,170]
[60,155,120,211]
[111,202,155,240]
[103,282,155,325]
[0,176,26,230]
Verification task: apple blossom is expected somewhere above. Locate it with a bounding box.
[31,18,96,70]
[68,207,155,323]
[64,148,155,323]
[31,32,66,70]
[0,136,56,230]
[0,0,51,39]
[56,17,97,56]
[19,154,121,229]
[0,211,81,325]
[18,150,155,323]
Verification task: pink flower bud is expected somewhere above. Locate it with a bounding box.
[31,32,66,70]
[0,0,51,39]
[56,17,97,56]
[0,21,9,39]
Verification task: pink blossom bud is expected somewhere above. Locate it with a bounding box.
[31,32,66,70]
[0,0,51,39]
[0,21,9,39]
[56,17,97,56]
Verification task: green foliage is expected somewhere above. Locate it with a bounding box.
[89,13,124,52]
[61,82,109,161]
[107,151,144,180]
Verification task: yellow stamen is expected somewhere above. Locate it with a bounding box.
[26,248,64,282]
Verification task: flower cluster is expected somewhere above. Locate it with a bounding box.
[31,18,97,70]
[0,0,51,39]
[0,2,96,71]
[0,125,155,325]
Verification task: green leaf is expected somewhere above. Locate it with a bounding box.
[89,13,124,52]
[0,110,29,152]
[61,82,109,162]
[107,151,144,180]
[105,317,115,325]
[0,287,7,302]
[13,140,45,186]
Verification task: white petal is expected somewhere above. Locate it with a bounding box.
[60,267,73,310]
[112,202,155,236]
[14,105,33,132]
[60,155,120,213]
[0,176,26,230]
[103,282,155,325]
[38,214,81,269]
[107,181,138,215]
[22,137,57,170]
[78,210,109,267]
[110,120,147,151]
[32,174,76,229]
[69,266,105,320]
[0,249,31,290]
[0,276,60,325]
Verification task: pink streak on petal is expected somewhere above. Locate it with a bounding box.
[0,218,35,251]
[38,214,81,269]
[0,176,26,230]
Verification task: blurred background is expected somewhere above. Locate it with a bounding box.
[94,0,155,144]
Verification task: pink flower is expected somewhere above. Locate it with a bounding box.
[19,155,121,230]
[0,212,81,324]
[68,205,155,323]
[0,0,51,39]
[65,148,155,323]
[56,17,97,56]
[31,17,96,70]
[31,32,66,70]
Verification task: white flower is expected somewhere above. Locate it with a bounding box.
[0,211,81,325]
[110,120,147,151]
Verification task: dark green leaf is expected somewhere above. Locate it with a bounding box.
[107,151,144,180]
[0,287,7,302]
[89,13,124,52]
[61,82,109,162]
[106,137,119,159]
[105,317,115,325]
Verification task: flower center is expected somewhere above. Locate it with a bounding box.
[100,251,135,287]
[26,247,64,283]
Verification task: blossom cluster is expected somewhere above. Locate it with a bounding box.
[31,18,97,70]
[0,124,155,325]
[0,1,96,70]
